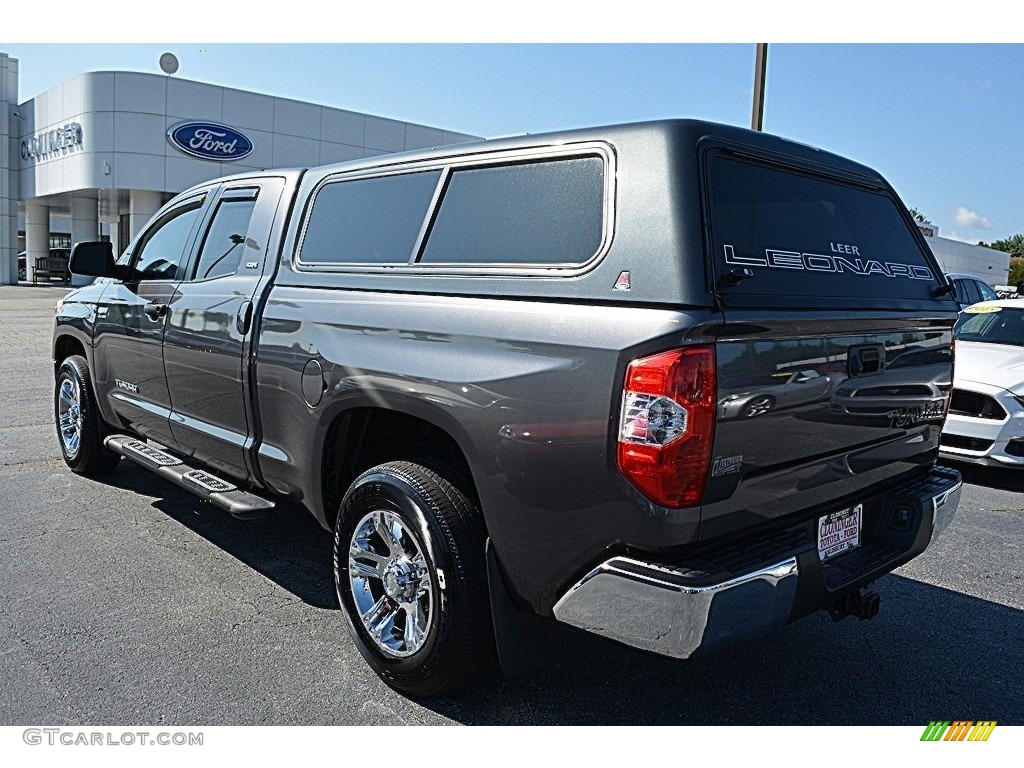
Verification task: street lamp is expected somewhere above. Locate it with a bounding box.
[751,43,768,131]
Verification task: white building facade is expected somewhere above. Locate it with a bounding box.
[0,52,478,285]
[917,226,1010,286]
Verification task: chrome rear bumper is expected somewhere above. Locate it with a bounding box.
[929,477,962,545]
[553,466,961,660]
[552,556,799,659]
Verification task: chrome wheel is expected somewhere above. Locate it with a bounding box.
[348,509,434,658]
[742,395,773,419]
[57,375,83,459]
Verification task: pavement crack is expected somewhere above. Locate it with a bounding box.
[0,458,64,469]
[5,623,87,722]
[228,588,286,631]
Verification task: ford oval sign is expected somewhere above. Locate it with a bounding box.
[167,121,254,162]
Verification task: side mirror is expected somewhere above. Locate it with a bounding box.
[69,241,117,278]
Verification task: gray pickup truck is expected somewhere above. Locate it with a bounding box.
[53,119,963,696]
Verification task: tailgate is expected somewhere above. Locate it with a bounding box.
[702,317,953,540]
[698,146,957,541]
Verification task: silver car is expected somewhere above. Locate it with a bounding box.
[719,369,833,419]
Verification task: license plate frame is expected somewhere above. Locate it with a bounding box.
[817,504,863,562]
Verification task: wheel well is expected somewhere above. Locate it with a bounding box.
[322,408,479,525]
[53,335,86,375]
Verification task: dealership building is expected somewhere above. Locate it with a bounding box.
[913,221,1010,287]
[0,51,479,285]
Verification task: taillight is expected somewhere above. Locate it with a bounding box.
[617,345,716,508]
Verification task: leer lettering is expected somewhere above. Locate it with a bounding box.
[724,244,933,281]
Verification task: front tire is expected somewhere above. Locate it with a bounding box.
[333,461,493,697]
[54,355,121,475]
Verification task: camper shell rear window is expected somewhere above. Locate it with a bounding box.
[707,151,941,302]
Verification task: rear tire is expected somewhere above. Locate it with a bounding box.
[54,355,121,475]
[333,461,493,697]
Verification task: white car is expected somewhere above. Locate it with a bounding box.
[941,300,1024,467]
[945,272,999,312]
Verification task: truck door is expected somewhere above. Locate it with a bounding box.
[162,178,286,481]
[92,192,209,446]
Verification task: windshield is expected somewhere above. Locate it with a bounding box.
[955,306,1024,347]
[888,347,952,368]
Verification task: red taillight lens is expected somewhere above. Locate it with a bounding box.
[617,345,716,508]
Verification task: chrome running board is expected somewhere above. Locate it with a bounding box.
[104,435,274,520]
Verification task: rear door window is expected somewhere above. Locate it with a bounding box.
[192,198,257,280]
[976,280,998,302]
[955,279,981,305]
[707,153,939,301]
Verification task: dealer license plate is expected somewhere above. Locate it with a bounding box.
[817,504,863,562]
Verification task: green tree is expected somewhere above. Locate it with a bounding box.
[907,206,927,223]
[1008,258,1024,291]
[986,233,1024,259]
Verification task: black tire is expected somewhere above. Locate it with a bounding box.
[741,394,775,419]
[333,461,493,697]
[54,355,121,475]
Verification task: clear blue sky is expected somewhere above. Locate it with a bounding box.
[4,43,1022,242]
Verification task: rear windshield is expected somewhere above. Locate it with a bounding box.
[955,306,1024,347]
[708,153,940,301]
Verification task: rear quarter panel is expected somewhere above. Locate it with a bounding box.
[254,287,722,611]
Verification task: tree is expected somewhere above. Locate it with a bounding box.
[986,233,1024,260]
[1009,258,1024,291]
[907,206,927,223]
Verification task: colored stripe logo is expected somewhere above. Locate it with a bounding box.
[921,721,997,741]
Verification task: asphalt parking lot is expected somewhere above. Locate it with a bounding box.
[0,284,1021,726]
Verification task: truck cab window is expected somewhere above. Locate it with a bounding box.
[131,203,203,281]
[192,199,258,280]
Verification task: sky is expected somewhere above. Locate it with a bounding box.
[3,43,1023,243]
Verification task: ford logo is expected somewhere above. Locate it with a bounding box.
[167,121,254,162]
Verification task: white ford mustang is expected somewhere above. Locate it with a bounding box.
[941,301,1024,467]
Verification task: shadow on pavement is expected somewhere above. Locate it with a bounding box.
[101,462,337,610]
[423,574,1024,725]
[95,463,1023,725]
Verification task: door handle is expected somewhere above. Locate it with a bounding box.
[144,302,168,320]
[236,301,253,335]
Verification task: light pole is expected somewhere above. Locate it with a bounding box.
[751,43,768,131]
